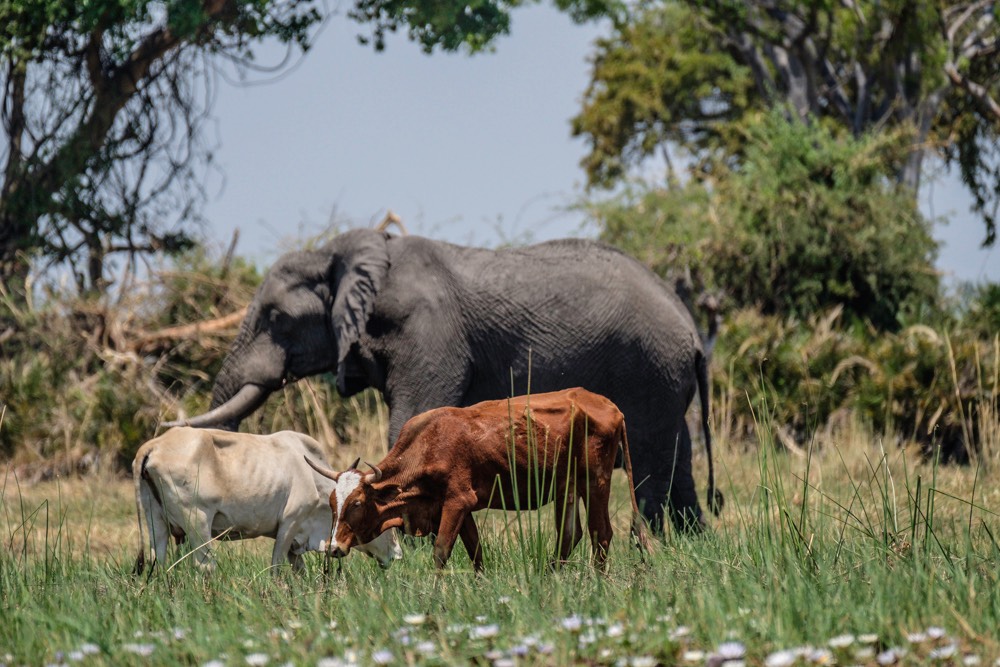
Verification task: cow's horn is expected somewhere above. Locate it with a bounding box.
[349,457,361,470]
[304,456,341,482]
[365,461,383,482]
[161,384,267,429]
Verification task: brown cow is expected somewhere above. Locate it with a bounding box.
[307,387,651,572]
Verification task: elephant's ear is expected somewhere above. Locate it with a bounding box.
[329,229,390,377]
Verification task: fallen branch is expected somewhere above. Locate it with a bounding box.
[131,306,247,353]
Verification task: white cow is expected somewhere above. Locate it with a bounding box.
[133,427,402,573]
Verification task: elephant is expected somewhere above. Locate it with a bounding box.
[165,229,724,532]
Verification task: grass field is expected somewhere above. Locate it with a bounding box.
[2,418,999,666]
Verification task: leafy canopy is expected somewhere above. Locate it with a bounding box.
[574,1,1000,245]
[0,0,614,293]
[592,111,940,331]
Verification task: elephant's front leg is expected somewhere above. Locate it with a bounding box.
[385,377,470,443]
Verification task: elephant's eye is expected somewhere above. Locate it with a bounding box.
[269,309,289,329]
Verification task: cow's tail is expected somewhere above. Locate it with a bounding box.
[619,420,653,555]
[133,451,150,577]
[698,350,724,516]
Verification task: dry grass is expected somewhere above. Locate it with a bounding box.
[5,410,996,572]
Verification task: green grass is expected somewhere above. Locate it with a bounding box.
[3,427,1000,666]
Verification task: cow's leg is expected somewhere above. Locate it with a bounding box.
[582,479,614,572]
[551,491,583,568]
[433,496,475,569]
[271,522,298,571]
[458,515,483,573]
[183,510,216,572]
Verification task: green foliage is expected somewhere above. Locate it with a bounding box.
[0,0,325,290]
[573,0,1000,244]
[572,2,758,187]
[713,307,999,459]
[593,112,941,330]
[0,244,264,465]
[3,441,999,665]
[955,282,1000,339]
[348,0,618,53]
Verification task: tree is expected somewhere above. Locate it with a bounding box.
[573,1,1000,245]
[1,0,608,295]
[0,0,326,293]
[591,111,941,330]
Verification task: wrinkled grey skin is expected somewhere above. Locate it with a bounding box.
[174,230,723,532]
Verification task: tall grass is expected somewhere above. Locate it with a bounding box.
[3,406,999,666]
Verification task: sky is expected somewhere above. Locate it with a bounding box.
[201,4,998,285]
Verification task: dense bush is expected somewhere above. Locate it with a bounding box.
[592,111,941,331]
[0,247,261,470]
[713,307,998,461]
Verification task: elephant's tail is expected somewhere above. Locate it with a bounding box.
[697,350,724,516]
[619,420,653,554]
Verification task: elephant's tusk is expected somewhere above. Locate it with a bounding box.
[162,384,268,429]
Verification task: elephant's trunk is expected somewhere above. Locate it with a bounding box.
[162,384,268,429]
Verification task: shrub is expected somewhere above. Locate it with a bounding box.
[713,307,999,461]
[592,111,941,331]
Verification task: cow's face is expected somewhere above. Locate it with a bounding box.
[328,471,386,558]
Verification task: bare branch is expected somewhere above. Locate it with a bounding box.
[944,62,1000,121]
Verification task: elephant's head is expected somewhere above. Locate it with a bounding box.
[165,229,390,429]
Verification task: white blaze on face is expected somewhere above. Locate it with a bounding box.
[332,470,363,551]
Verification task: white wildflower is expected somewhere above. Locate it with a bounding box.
[682,649,705,662]
[876,649,900,665]
[245,653,269,666]
[929,643,957,660]
[926,627,947,640]
[371,649,393,665]
[202,661,226,667]
[806,648,833,664]
[498,596,511,604]
[670,626,691,641]
[317,657,356,667]
[607,624,625,639]
[493,659,516,667]
[415,642,436,656]
[858,634,879,645]
[717,641,747,660]
[765,649,799,667]
[471,624,500,640]
[906,632,928,644]
[123,644,156,657]
[963,655,982,666]
[403,614,426,626]
[630,656,657,667]
[828,634,855,649]
[561,615,583,632]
